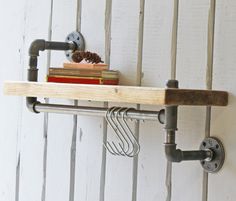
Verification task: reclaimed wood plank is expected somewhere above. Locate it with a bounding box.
[4,81,228,106]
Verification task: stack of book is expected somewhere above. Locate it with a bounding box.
[47,62,119,85]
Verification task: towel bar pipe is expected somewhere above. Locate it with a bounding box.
[34,103,165,122]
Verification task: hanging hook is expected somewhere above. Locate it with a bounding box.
[115,107,137,157]
[104,107,126,156]
[122,108,141,156]
[104,107,141,157]
[104,107,121,155]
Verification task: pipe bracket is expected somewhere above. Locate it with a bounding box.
[65,31,85,61]
[200,137,225,173]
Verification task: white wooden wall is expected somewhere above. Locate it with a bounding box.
[0,0,236,201]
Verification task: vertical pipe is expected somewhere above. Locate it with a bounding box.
[132,1,145,201]
[202,1,216,201]
[100,1,112,201]
[166,1,179,201]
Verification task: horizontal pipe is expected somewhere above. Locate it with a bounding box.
[29,39,75,57]
[164,143,213,162]
[34,103,164,122]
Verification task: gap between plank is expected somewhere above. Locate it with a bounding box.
[132,0,146,201]
[203,1,216,201]
[68,2,83,201]
[166,1,179,200]
[41,1,54,200]
[100,1,112,201]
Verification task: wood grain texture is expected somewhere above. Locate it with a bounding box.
[165,89,228,106]
[4,81,228,106]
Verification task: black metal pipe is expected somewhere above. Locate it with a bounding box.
[164,143,213,162]
[27,39,76,112]
[163,79,213,163]
[29,39,75,57]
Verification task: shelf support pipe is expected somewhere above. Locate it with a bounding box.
[164,80,213,162]
[27,39,76,112]
[26,37,165,123]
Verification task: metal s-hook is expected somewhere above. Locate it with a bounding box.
[104,107,126,156]
[104,106,141,157]
[122,108,140,156]
[115,108,137,157]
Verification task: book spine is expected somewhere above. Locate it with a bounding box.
[63,63,108,70]
[47,76,118,85]
[49,68,102,77]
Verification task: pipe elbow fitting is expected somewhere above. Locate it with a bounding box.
[29,39,46,56]
[26,97,40,113]
[165,144,183,162]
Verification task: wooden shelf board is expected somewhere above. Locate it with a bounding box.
[3,81,228,106]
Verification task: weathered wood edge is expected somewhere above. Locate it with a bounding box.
[165,88,228,106]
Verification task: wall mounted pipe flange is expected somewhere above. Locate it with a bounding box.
[65,31,85,61]
[200,137,225,173]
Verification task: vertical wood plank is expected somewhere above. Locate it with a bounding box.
[137,1,173,201]
[0,1,27,201]
[166,1,180,200]
[74,0,106,200]
[132,0,145,200]
[45,1,77,201]
[105,1,140,201]
[209,0,236,200]
[203,1,216,200]
[174,1,209,201]
[99,1,112,201]
[17,1,52,201]
[41,1,54,201]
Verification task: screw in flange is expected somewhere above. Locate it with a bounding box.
[65,31,85,61]
[199,137,225,173]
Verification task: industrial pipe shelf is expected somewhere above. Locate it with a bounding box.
[2,33,229,173]
[4,81,228,106]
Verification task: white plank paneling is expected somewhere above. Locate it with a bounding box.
[174,1,210,201]
[17,1,52,201]
[0,1,26,201]
[1,1,236,201]
[105,1,140,201]
[209,1,236,200]
[46,1,77,201]
[138,1,174,200]
[74,0,106,200]
[110,0,139,86]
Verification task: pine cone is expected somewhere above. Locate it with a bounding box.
[72,51,104,64]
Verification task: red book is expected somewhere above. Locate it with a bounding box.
[47,75,119,85]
